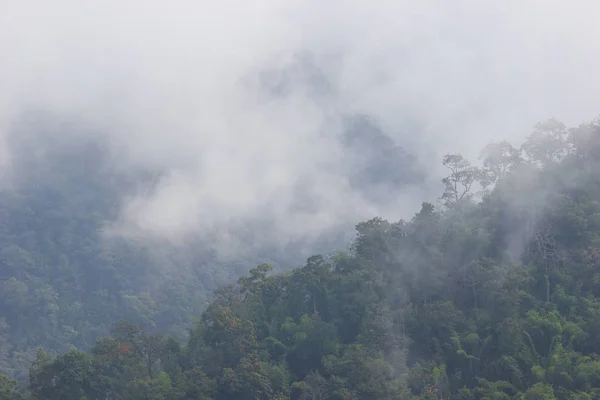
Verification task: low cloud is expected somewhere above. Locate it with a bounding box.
[2,0,600,246]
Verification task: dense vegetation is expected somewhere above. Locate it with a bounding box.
[0,116,217,381]
[3,116,600,399]
[0,111,416,382]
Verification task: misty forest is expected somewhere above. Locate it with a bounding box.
[4,2,600,400]
[2,114,600,400]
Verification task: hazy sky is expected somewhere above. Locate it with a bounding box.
[2,0,600,244]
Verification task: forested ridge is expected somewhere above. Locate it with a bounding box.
[3,116,600,399]
[0,111,417,383]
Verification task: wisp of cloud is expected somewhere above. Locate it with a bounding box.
[2,0,600,249]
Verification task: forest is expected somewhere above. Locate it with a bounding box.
[2,116,600,399]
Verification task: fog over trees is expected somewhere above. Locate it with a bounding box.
[2,1,600,399]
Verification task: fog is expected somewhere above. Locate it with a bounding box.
[2,0,600,246]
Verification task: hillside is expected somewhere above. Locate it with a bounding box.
[0,111,421,381]
[2,117,600,399]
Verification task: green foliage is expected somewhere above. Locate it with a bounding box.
[7,116,600,398]
[0,374,29,400]
[0,123,317,381]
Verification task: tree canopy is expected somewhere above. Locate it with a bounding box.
[3,116,600,399]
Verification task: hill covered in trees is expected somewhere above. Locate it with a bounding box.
[2,116,600,399]
[0,111,422,382]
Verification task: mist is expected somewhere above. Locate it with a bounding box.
[2,0,600,249]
